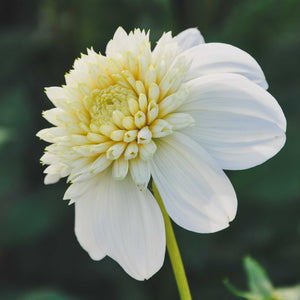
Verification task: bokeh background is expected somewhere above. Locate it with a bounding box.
[1,0,299,299]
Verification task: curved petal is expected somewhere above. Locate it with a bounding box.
[173,28,205,51]
[93,172,165,280]
[106,27,150,59]
[179,74,286,170]
[150,132,237,233]
[182,43,268,89]
[74,176,107,260]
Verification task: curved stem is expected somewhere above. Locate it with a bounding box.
[153,182,192,300]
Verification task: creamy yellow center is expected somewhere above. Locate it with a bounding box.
[89,84,136,128]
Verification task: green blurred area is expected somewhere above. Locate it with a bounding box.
[0,0,299,299]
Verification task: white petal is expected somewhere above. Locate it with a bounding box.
[93,174,165,280]
[173,28,205,51]
[129,157,151,188]
[150,132,237,233]
[44,173,60,185]
[182,43,268,89]
[74,176,106,260]
[180,74,286,170]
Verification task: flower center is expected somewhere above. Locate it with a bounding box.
[89,84,136,128]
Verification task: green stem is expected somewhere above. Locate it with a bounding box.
[152,182,192,300]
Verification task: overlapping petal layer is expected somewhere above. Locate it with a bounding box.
[182,43,268,89]
[179,73,286,170]
[151,132,237,233]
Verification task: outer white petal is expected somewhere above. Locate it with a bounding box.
[93,173,165,280]
[150,132,237,233]
[173,28,205,51]
[180,74,286,170]
[182,43,268,89]
[73,176,107,260]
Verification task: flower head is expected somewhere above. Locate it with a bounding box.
[37,27,286,280]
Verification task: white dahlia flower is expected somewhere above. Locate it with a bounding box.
[37,27,286,280]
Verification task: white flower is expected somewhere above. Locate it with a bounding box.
[37,27,286,280]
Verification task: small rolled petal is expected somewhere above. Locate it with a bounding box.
[112,156,129,180]
[63,179,95,200]
[124,141,138,160]
[37,128,71,143]
[135,80,146,95]
[147,101,159,124]
[137,126,152,144]
[139,140,157,160]
[112,110,125,129]
[123,130,138,143]
[44,173,61,185]
[99,124,118,137]
[158,88,188,118]
[138,55,150,82]
[78,83,91,96]
[128,98,139,115]
[125,52,138,76]
[150,119,173,138]
[43,108,67,126]
[76,110,90,125]
[110,129,125,141]
[121,70,137,91]
[145,65,156,90]
[122,116,136,130]
[62,83,78,98]
[87,132,109,143]
[106,142,127,160]
[43,163,65,175]
[107,57,123,74]
[163,113,195,129]
[70,170,96,183]
[68,135,91,146]
[88,63,101,84]
[138,93,148,112]
[129,158,151,188]
[112,74,131,89]
[97,73,114,89]
[73,141,114,156]
[148,83,160,103]
[79,122,91,133]
[134,111,146,129]
[40,152,59,165]
[89,154,113,173]
[159,60,187,99]
[45,86,66,101]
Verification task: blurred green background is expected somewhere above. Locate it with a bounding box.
[0,0,299,299]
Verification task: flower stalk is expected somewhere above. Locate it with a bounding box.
[152,182,192,300]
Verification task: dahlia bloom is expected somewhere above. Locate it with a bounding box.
[37,27,286,280]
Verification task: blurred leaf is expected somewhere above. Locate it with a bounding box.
[224,279,264,300]
[272,285,300,300]
[225,257,300,300]
[244,257,273,297]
